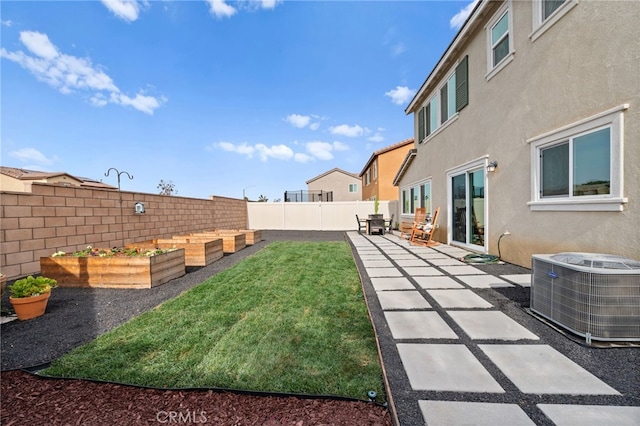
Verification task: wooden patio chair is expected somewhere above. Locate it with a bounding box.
[355,214,367,234]
[400,208,426,239]
[410,207,440,247]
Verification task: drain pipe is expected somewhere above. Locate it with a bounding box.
[498,231,511,260]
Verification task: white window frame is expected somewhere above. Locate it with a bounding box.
[373,161,377,180]
[485,1,514,81]
[348,183,358,193]
[400,178,432,217]
[530,0,578,42]
[528,104,628,211]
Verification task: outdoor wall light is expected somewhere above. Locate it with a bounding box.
[487,161,498,172]
[134,202,145,214]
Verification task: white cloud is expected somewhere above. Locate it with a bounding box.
[332,141,349,152]
[260,0,281,10]
[9,148,57,165]
[450,0,480,30]
[206,0,237,18]
[285,114,311,128]
[392,43,406,57]
[1,31,165,114]
[101,0,148,22]
[368,133,384,143]
[294,153,313,163]
[255,143,293,161]
[329,124,364,138]
[1,20,12,27]
[309,122,320,131]
[306,141,334,160]
[385,86,415,105]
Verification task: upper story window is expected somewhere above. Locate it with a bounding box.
[373,161,377,180]
[348,183,358,193]
[528,104,628,211]
[417,56,468,143]
[486,1,514,80]
[530,0,577,42]
[364,169,371,186]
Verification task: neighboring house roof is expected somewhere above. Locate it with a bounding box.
[359,138,414,177]
[392,149,417,186]
[405,0,486,113]
[305,167,359,184]
[0,166,117,189]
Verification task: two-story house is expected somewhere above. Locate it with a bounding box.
[305,168,361,201]
[360,138,414,202]
[397,0,639,267]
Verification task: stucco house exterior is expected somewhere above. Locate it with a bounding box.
[397,0,639,268]
[360,138,414,202]
[0,166,116,192]
[306,168,361,201]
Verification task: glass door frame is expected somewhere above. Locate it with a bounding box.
[446,156,491,252]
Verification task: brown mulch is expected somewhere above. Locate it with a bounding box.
[1,371,392,425]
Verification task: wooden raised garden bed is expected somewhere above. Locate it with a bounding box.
[126,238,223,267]
[206,229,262,245]
[40,249,186,289]
[174,232,246,254]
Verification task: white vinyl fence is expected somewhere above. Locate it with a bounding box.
[247,201,399,231]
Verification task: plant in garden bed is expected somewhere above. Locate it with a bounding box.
[43,241,386,401]
[52,245,177,258]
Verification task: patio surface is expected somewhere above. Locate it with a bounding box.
[347,231,639,426]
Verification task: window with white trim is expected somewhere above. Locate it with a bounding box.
[530,0,577,42]
[348,183,358,193]
[417,56,468,143]
[528,105,628,211]
[401,180,432,215]
[364,169,370,186]
[486,1,514,79]
[373,161,377,180]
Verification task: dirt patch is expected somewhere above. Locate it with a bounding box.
[1,370,391,425]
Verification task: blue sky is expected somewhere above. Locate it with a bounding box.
[1,0,476,201]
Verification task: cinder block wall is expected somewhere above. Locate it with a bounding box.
[0,183,248,280]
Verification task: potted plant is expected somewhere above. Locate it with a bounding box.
[368,196,385,234]
[8,275,58,320]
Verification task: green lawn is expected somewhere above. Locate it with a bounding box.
[43,241,385,400]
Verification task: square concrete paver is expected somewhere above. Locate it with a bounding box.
[414,276,464,289]
[420,401,536,426]
[370,277,414,291]
[401,266,444,276]
[457,274,513,288]
[427,257,467,266]
[361,259,394,268]
[393,259,426,267]
[448,311,539,340]
[537,404,640,426]
[500,274,532,287]
[479,345,620,395]
[367,267,403,278]
[397,344,504,392]
[385,311,457,339]
[377,291,431,310]
[440,265,486,275]
[427,289,493,308]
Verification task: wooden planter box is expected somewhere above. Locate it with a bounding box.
[175,232,246,254]
[206,229,262,245]
[126,238,223,267]
[40,249,186,289]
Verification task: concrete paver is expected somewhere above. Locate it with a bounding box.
[448,311,539,340]
[377,291,431,310]
[385,312,457,339]
[456,274,513,288]
[401,266,444,276]
[440,265,486,275]
[479,345,621,395]
[419,401,536,426]
[397,344,504,392]
[537,404,640,426]
[367,267,403,277]
[500,274,532,287]
[413,276,464,289]
[427,289,494,308]
[370,277,414,291]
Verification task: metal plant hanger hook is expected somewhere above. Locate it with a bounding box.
[105,167,133,248]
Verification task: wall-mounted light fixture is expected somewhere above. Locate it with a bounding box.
[487,161,498,172]
[134,202,145,214]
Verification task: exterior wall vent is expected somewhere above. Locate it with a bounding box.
[531,253,640,343]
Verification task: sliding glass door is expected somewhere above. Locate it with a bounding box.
[451,168,485,247]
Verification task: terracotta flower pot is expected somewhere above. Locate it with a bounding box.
[9,292,51,321]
